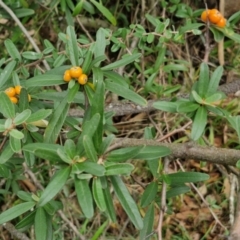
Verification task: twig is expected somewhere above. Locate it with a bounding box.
[58,210,85,240]
[203,1,211,63]
[3,222,30,240]
[113,138,240,166]
[69,78,240,118]
[229,175,240,239]
[218,0,225,66]
[157,157,170,239]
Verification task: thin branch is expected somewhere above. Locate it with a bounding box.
[3,223,30,240]
[68,79,240,117]
[58,210,85,240]
[157,157,170,239]
[113,138,240,166]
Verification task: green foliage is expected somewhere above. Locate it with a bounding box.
[1,1,240,239]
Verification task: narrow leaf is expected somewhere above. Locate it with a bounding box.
[110,176,143,230]
[13,109,31,125]
[0,202,35,225]
[0,61,16,89]
[140,182,158,207]
[38,167,71,207]
[105,163,134,176]
[167,172,209,185]
[197,62,209,97]
[35,208,47,240]
[106,81,146,106]
[101,53,141,71]
[206,65,223,96]
[191,106,208,140]
[83,135,98,162]
[90,0,117,25]
[75,178,94,218]
[0,92,15,118]
[4,39,22,61]
[139,204,154,240]
[66,26,79,66]
[44,96,70,143]
[153,101,178,113]
[93,177,106,211]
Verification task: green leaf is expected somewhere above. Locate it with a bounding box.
[0,92,15,118]
[66,26,79,66]
[67,82,79,103]
[53,54,66,68]
[82,47,93,74]
[191,90,204,104]
[163,63,188,72]
[0,202,35,225]
[10,135,21,152]
[209,26,225,42]
[24,74,64,87]
[23,143,61,162]
[76,113,101,150]
[139,203,154,240]
[110,176,143,230]
[204,92,224,103]
[18,88,29,111]
[4,39,22,61]
[134,146,171,160]
[44,96,70,143]
[13,109,31,125]
[103,71,129,88]
[75,178,94,218]
[57,148,73,164]
[15,211,36,229]
[38,167,71,207]
[106,146,143,162]
[35,208,47,240]
[196,62,209,97]
[105,163,134,176]
[0,142,14,164]
[73,162,105,176]
[153,101,178,113]
[166,186,190,198]
[206,65,224,96]
[177,102,199,113]
[83,135,98,162]
[9,129,24,139]
[64,139,77,159]
[26,109,52,123]
[91,220,108,240]
[17,191,32,202]
[99,134,115,155]
[167,172,209,185]
[105,81,147,106]
[90,0,117,26]
[94,28,107,66]
[191,106,207,140]
[22,51,43,60]
[0,61,16,89]
[103,185,116,222]
[91,68,104,151]
[93,177,106,211]
[140,182,158,208]
[72,0,84,16]
[101,53,141,71]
